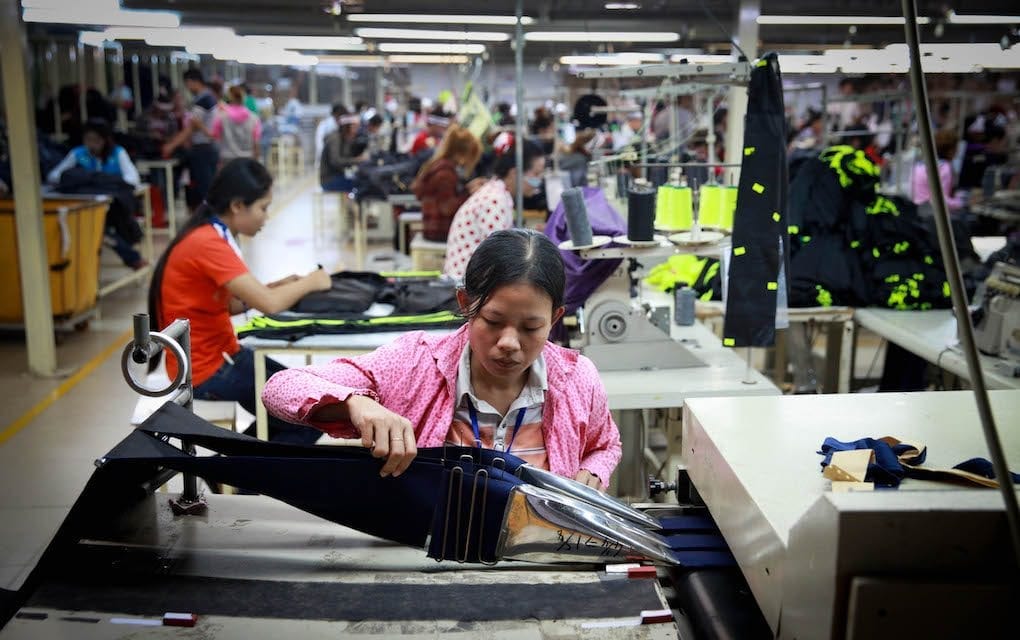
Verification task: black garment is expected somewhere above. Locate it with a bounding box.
[723,53,790,348]
[290,271,459,316]
[186,143,219,210]
[56,167,142,244]
[353,149,431,201]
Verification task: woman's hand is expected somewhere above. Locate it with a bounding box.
[574,469,603,491]
[346,395,418,477]
[305,268,332,292]
[466,177,487,194]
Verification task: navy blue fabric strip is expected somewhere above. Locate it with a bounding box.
[670,550,737,568]
[663,533,729,551]
[657,515,718,533]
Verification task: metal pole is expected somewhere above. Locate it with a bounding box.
[513,0,525,226]
[131,53,142,118]
[151,54,159,100]
[47,42,62,139]
[309,65,318,105]
[76,41,88,122]
[0,1,57,376]
[92,44,107,98]
[375,66,385,113]
[724,0,760,186]
[902,0,1020,569]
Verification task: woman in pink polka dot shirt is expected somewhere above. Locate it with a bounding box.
[262,229,621,490]
[442,139,547,281]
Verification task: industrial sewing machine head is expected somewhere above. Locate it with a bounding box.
[578,255,705,371]
[972,261,1020,369]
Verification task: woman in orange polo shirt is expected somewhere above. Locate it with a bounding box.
[149,158,331,443]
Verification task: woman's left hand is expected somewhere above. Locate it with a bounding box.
[574,469,603,491]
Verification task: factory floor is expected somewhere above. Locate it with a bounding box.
[0,171,889,597]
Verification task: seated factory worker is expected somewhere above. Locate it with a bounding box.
[262,229,621,488]
[442,135,546,281]
[149,158,331,444]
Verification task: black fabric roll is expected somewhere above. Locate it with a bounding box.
[627,185,656,241]
[561,187,593,246]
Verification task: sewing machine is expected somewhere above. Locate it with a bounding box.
[974,261,1020,365]
[577,243,709,372]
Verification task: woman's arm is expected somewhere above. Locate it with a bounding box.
[46,151,78,185]
[117,148,141,188]
[575,358,623,490]
[225,268,331,315]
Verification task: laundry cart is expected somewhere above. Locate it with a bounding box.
[0,195,109,328]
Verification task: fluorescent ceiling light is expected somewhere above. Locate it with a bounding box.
[378,42,485,54]
[348,14,533,26]
[356,27,509,41]
[388,54,471,64]
[244,35,365,51]
[317,55,387,66]
[669,54,734,63]
[526,31,678,42]
[23,7,179,28]
[144,27,234,47]
[560,53,664,66]
[757,15,931,25]
[605,2,641,8]
[947,12,1020,24]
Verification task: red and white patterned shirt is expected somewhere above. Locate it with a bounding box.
[442,178,515,281]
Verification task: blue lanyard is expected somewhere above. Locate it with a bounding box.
[466,397,527,452]
[209,216,231,242]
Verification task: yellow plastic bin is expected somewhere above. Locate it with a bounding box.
[0,196,109,323]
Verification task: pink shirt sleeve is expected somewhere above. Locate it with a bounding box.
[573,356,623,487]
[252,117,263,144]
[210,114,223,140]
[261,335,420,438]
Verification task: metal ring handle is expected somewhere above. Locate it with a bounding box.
[121,331,189,397]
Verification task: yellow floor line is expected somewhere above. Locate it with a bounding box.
[0,328,133,447]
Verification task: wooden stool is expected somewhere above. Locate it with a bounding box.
[312,188,345,244]
[409,232,447,271]
[397,211,423,255]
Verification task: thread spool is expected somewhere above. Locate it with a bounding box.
[561,187,593,247]
[655,185,693,230]
[627,185,656,242]
[698,185,738,231]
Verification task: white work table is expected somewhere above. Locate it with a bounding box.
[682,390,1020,637]
[854,308,1020,389]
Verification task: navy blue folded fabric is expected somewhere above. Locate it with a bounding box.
[818,436,1019,488]
[658,515,718,533]
[952,458,1020,484]
[818,436,925,487]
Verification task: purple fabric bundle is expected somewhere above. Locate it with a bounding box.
[545,187,627,314]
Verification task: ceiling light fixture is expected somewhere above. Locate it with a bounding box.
[605,2,641,9]
[947,12,1020,24]
[377,42,485,54]
[757,16,931,25]
[347,13,533,25]
[22,1,179,28]
[356,27,509,41]
[387,54,472,64]
[525,31,678,42]
[244,35,366,51]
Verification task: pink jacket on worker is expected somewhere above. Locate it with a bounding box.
[261,324,622,486]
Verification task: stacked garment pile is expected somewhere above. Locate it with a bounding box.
[787,145,957,310]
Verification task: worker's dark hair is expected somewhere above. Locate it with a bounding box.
[368,113,383,127]
[461,228,564,318]
[147,158,272,369]
[491,138,545,179]
[331,102,348,117]
[82,118,115,159]
[182,68,205,84]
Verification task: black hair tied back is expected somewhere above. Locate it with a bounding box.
[461,229,564,318]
